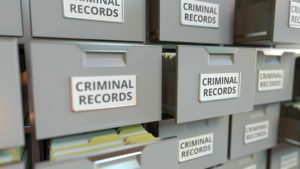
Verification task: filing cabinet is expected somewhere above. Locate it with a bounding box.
[28,40,162,139]
[163,46,255,123]
[0,0,23,36]
[158,116,229,169]
[29,0,146,42]
[269,143,300,169]
[216,151,267,169]
[229,103,280,160]
[0,38,25,149]
[0,163,25,169]
[235,0,300,45]
[149,0,235,44]
[255,49,296,105]
[35,138,179,169]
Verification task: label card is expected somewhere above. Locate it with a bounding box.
[179,133,214,162]
[181,0,219,28]
[280,152,299,169]
[199,73,241,102]
[244,121,269,144]
[63,0,124,23]
[71,75,137,112]
[258,70,284,91]
[290,0,300,28]
[244,165,257,169]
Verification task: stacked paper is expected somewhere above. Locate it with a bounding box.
[49,125,159,160]
[0,147,23,165]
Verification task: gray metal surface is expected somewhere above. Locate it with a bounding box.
[255,49,296,105]
[0,0,23,36]
[159,116,229,169]
[28,40,162,139]
[163,46,255,123]
[0,163,24,169]
[269,143,300,169]
[230,103,280,160]
[30,0,145,42]
[35,138,179,169]
[216,151,267,169]
[149,0,235,44]
[0,38,24,149]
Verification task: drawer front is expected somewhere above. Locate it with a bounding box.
[273,0,300,44]
[270,144,300,169]
[0,163,24,169]
[0,0,23,36]
[159,116,229,169]
[230,103,280,159]
[176,46,255,123]
[0,38,24,149]
[218,151,267,169]
[29,40,162,139]
[151,0,235,44]
[30,0,145,42]
[35,138,179,169]
[255,49,296,105]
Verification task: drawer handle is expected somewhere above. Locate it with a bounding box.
[264,55,281,65]
[84,50,127,67]
[209,54,234,66]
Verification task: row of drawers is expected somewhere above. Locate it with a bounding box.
[0,39,296,150]
[3,0,300,45]
[2,103,299,169]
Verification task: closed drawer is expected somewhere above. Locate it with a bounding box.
[0,38,24,149]
[217,151,267,169]
[255,49,296,105]
[163,46,255,123]
[269,143,300,169]
[35,138,179,169]
[30,0,145,42]
[0,0,23,36]
[158,116,229,169]
[28,40,162,139]
[230,103,280,160]
[149,0,235,44]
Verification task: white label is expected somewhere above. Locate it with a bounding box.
[280,152,299,169]
[289,0,300,28]
[199,73,241,102]
[244,121,269,144]
[244,165,257,169]
[71,75,137,112]
[181,0,219,28]
[258,70,284,91]
[179,133,214,162]
[63,0,124,23]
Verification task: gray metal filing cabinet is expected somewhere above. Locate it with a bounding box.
[255,49,296,105]
[29,0,145,42]
[235,0,300,45]
[269,143,300,169]
[28,40,162,139]
[0,0,23,36]
[35,138,179,169]
[149,0,235,44]
[163,46,255,123]
[0,163,25,169]
[0,38,24,149]
[229,103,280,160]
[216,151,267,169]
[158,116,229,169]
